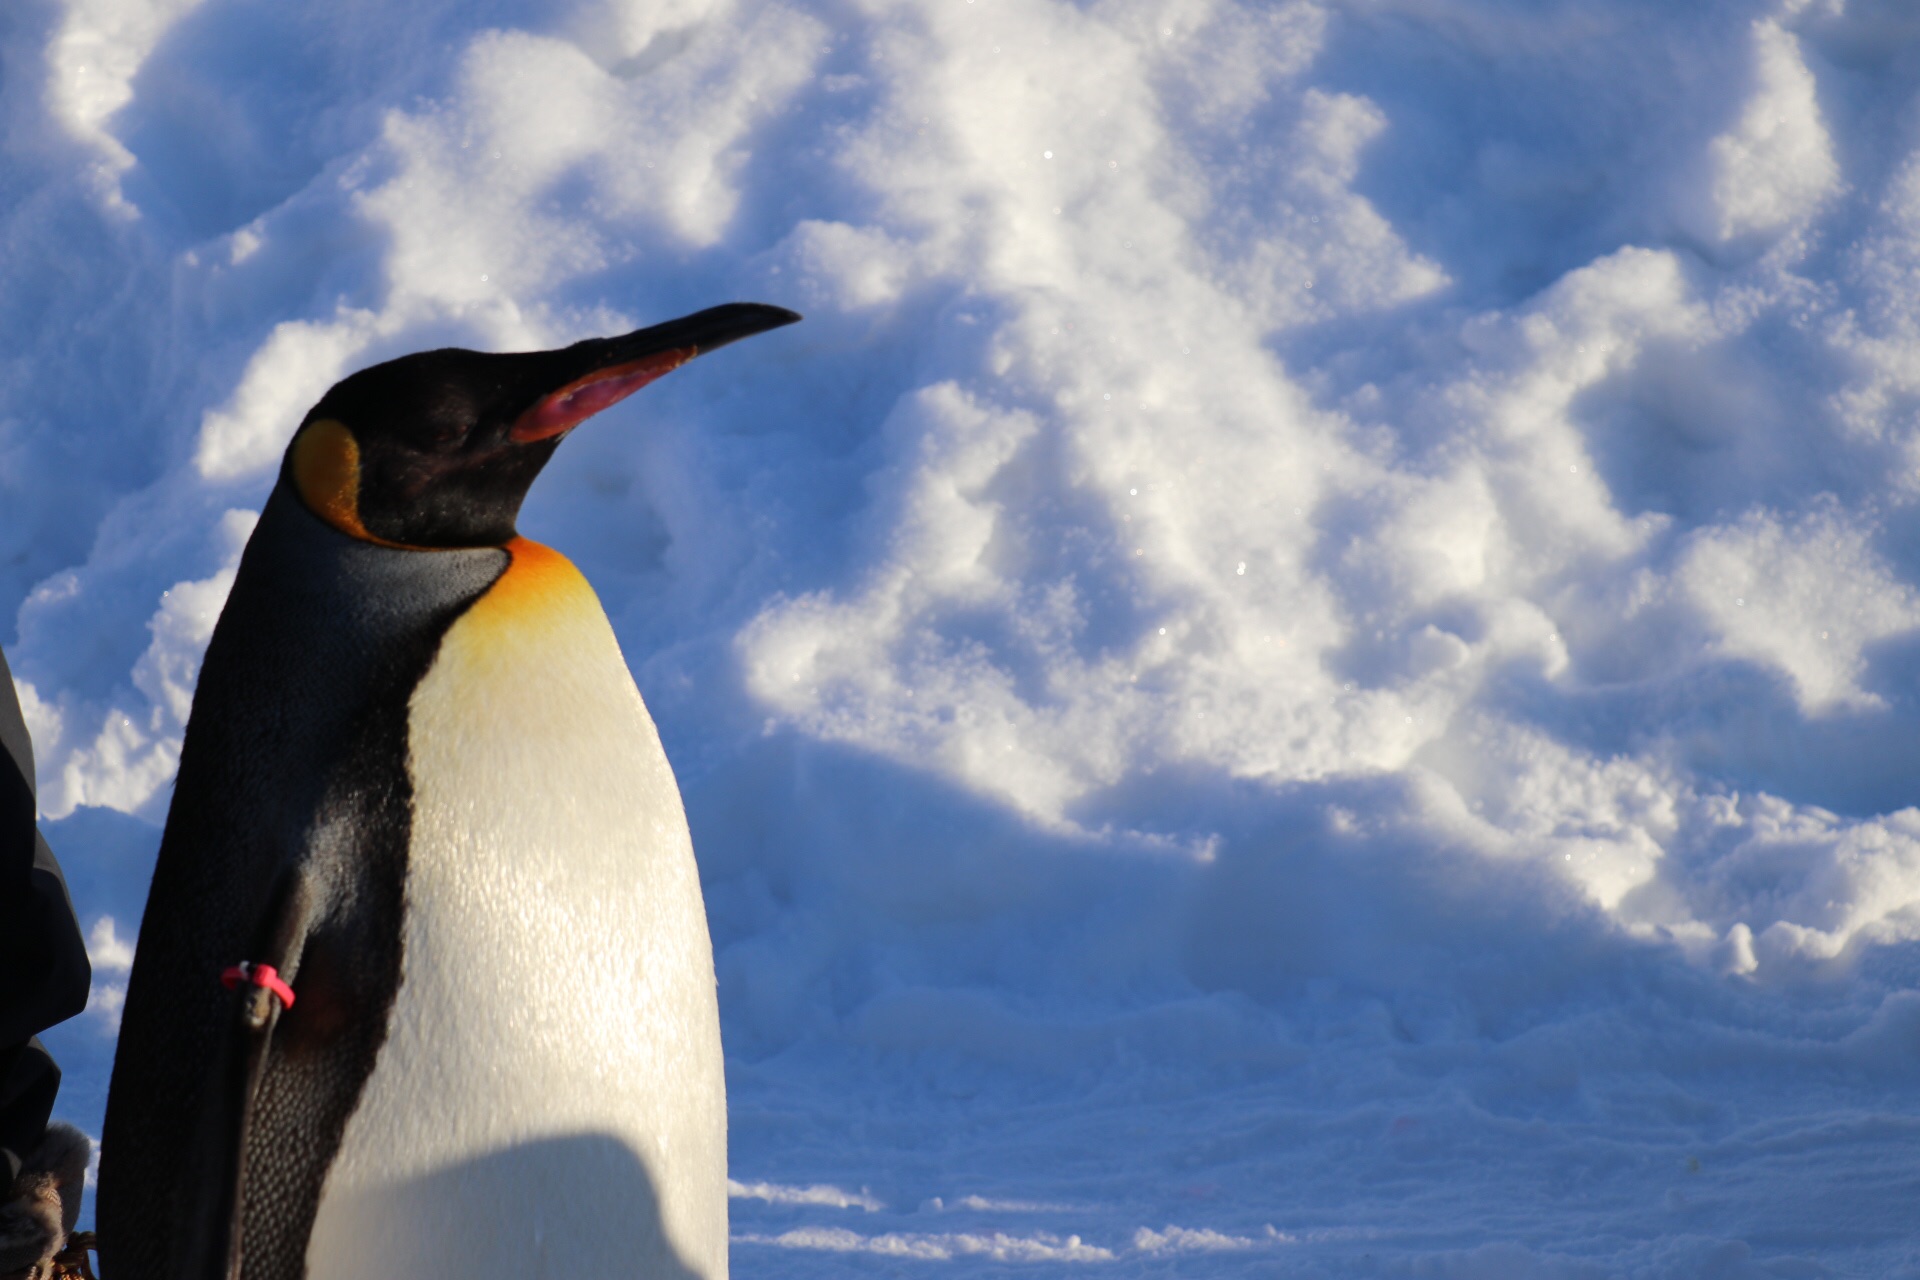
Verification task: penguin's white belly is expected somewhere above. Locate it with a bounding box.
[306,541,726,1280]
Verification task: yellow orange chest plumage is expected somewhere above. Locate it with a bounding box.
[293,419,727,1279]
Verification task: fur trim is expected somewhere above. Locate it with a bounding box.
[0,1171,62,1274]
[19,1127,87,1236]
[0,1124,91,1274]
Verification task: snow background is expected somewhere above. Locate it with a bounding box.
[10,0,1920,1272]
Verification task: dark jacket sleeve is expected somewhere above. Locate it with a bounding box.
[0,646,90,1183]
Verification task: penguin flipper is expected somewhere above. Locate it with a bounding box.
[198,869,318,1280]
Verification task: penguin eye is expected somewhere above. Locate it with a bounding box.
[416,402,477,452]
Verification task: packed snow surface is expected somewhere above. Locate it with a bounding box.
[10,0,1920,1273]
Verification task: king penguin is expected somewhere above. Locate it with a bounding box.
[97,302,799,1280]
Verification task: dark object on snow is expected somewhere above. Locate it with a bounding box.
[0,644,90,1190]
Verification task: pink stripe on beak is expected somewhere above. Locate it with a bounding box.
[509,347,696,442]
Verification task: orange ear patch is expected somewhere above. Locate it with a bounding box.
[290,419,421,548]
[291,419,374,539]
[509,348,696,442]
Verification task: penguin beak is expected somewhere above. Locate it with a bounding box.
[510,303,802,443]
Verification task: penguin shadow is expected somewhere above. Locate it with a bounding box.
[304,1133,704,1280]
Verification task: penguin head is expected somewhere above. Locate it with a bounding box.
[283,303,800,548]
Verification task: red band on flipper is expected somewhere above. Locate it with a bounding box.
[221,961,296,1009]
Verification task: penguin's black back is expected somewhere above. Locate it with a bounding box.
[99,485,506,1280]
